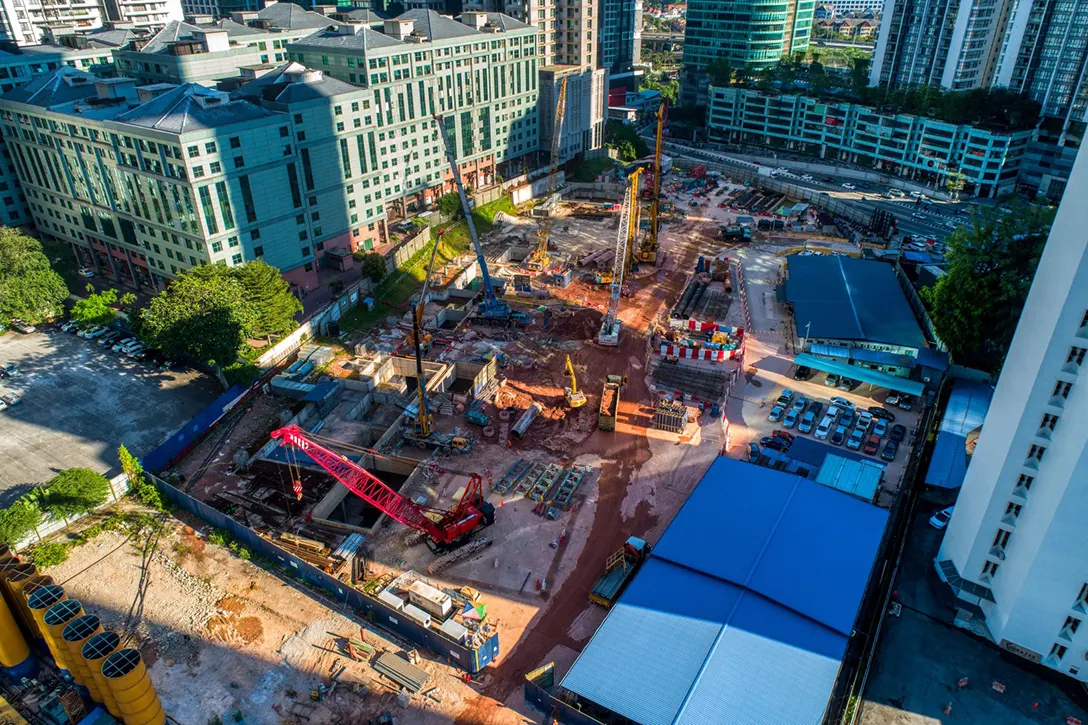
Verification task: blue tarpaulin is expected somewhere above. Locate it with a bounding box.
[925,380,994,489]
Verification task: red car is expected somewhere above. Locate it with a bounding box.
[863,434,881,455]
[771,429,796,444]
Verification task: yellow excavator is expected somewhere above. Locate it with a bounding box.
[564,354,586,408]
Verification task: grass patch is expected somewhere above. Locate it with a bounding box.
[339,194,513,334]
[222,359,259,387]
[572,157,615,182]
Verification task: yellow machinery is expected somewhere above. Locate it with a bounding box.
[563,354,586,408]
[625,168,643,275]
[527,76,567,271]
[639,100,667,264]
[102,648,166,725]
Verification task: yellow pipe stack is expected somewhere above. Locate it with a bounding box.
[26,586,69,668]
[0,580,29,673]
[82,632,122,719]
[62,613,104,699]
[6,564,40,638]
[42,600,84,674]
[101,649,166,725]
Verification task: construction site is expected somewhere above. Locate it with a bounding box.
[0,96,872,724]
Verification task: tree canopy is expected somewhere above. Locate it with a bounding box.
[0,501,40,547]
[922,205,1054,373]
[640,74,678,104]
[140,267,254,366]
[438,192,462,218]
[71,286,118,327]
[604,120,651,161]
[0,227,68,325]
[43,468,111,519]
[360,252,387,283]
[235,260,302,338]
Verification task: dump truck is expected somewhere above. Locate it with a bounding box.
[590,536,651,607]
[599,380,621,431]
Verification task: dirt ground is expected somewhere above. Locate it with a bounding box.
[47,507,505,725]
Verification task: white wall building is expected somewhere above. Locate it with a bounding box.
[936,144,1088,684]
[0,0,178,45]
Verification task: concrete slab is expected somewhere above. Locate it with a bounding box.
[0,329,220,505]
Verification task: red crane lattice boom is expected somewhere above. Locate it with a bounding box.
[270,425,489,546]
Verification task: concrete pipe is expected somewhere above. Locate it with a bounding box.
[83,632,123,718]
[26,586,69,669]
[511,403,543,438]
[63,614,105,702]
[102,648,166,725]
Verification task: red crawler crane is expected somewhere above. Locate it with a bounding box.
[270,425,494,551]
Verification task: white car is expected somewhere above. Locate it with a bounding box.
[125,344,149,357]
[77,268,95,278]
[841,183,857,191]
[912,212,927,219]
[84,327,111,340]
[929,506,954,529]
[909,190,926,199]
[856,411,874,432]
[77,325,104,338]
[800,174,814,181]
[115,338,142,353]
[814,415,835,440]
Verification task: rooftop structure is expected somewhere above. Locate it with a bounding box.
[560,457,889,724]
[0,0,179,47]
[784,254,926,351]
[924,379,993,490]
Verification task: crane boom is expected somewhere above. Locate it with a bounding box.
[598,178,634,345]
[528,76,567,271]
[411,239,443,437]
[647,100,666,261]
[271,425,492,546]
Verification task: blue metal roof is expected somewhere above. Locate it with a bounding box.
[793,353,925,396]
[915,346,951,372]
[925,380,994,489]
[849,347,914,368]
[808,342,851,358]
[784,255,927,349]
[786,436,884,473]
[561,459,889,725]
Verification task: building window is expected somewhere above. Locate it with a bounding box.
[209,162,221,174]
[205,142,216,154]
[229,137,241,149]
[211,240,223,253]
[300,246,310,256]
[1027,444,1045,462]
[992,528,1011,550]
[231,253,242,265]
[279,126,289,137]
[982,561,999,577]
[1053,381,1072,399]
[253,246,264,257]
[1015,474,1034,492]
[192,166,204,178]
[1041,413,1059,431]
[234,156,244,168]
[1050,643,1068,661]
[187,145,199,158]
[1003,502,1022,520]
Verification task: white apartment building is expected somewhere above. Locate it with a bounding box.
[0,0,179,46]
[936,144,1088,684]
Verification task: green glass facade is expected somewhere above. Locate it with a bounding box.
[680,0,815,106]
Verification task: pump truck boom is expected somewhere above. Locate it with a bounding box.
[271,425,494,550]
[433,114,529,328]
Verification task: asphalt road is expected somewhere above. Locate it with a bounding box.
[660,140,1000,242]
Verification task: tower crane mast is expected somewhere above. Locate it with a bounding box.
[597,177,635,346]
[527,76,568,271]
[640,99,667,264]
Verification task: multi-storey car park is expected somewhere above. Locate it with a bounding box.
[705,86,1033,198]
[0,9,541,294]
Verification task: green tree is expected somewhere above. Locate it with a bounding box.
[360,252,387,283]
[118,444,144,488]
[119,292,138,312]
[234,260,302,338]
[30,542,69,569]
[706,57,733,85]
[140,269,253,367]
[922,205,1054,372]
[71,286,118,326]
[43,468,111,519]
[438,192,462,217]
[0,227,68,325]
[0,501,41,547]
[604,120,651,161]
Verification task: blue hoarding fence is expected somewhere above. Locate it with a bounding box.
[524,664,606,725]
[149,475,499,673]
[141,384,248,473]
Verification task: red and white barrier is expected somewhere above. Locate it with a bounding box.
[659,344,740,362]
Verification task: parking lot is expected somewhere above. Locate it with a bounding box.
[0,328,220,506]
[860,512,1088,725]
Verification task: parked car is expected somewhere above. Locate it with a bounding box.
[841,183,857,191]
[98,330,122,345]
[798,410,818,434]
[790,396,807,413]
[761,436,789,452]
[824,374,840,388]
[747,442,761,461]
[837,377,859,391]
[868,406,895,422]
[856,411,874,432]
[800,174,814,182]
[840,410,855,429]
[815,416,835,440]
[78,268,95,278]
[831,424,849,446]
[793,365,813,381]
[775,389,795,408]
[130,348,150,360]
[807,401,824,419]
[929,506,954,529]
[890,423,907,442]
[772,430,795,444]
[78,325,104,338]
[881,440,899,462]
[3,363,18,377]
[84,326,111,340]
[872,418,888,438]
[767,405,785,422]
[829,396,854,410]
[782,408,801,428]
[114,338,141,352]
[897,394,915,410]
[1,394,21,406]
[885,392,901,406]
[863,434,881,455]
[60,320,79,332]
[847,428,865,450]
[125,344,149,358]
[12,321,35,334]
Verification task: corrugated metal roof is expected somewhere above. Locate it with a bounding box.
[784,255,926,349]
[850,347,914,367]
[793,353,925,396]
[925,380,994,489]
[808,342,851,358]
[815,456,882,502]
[561,459,889,725]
